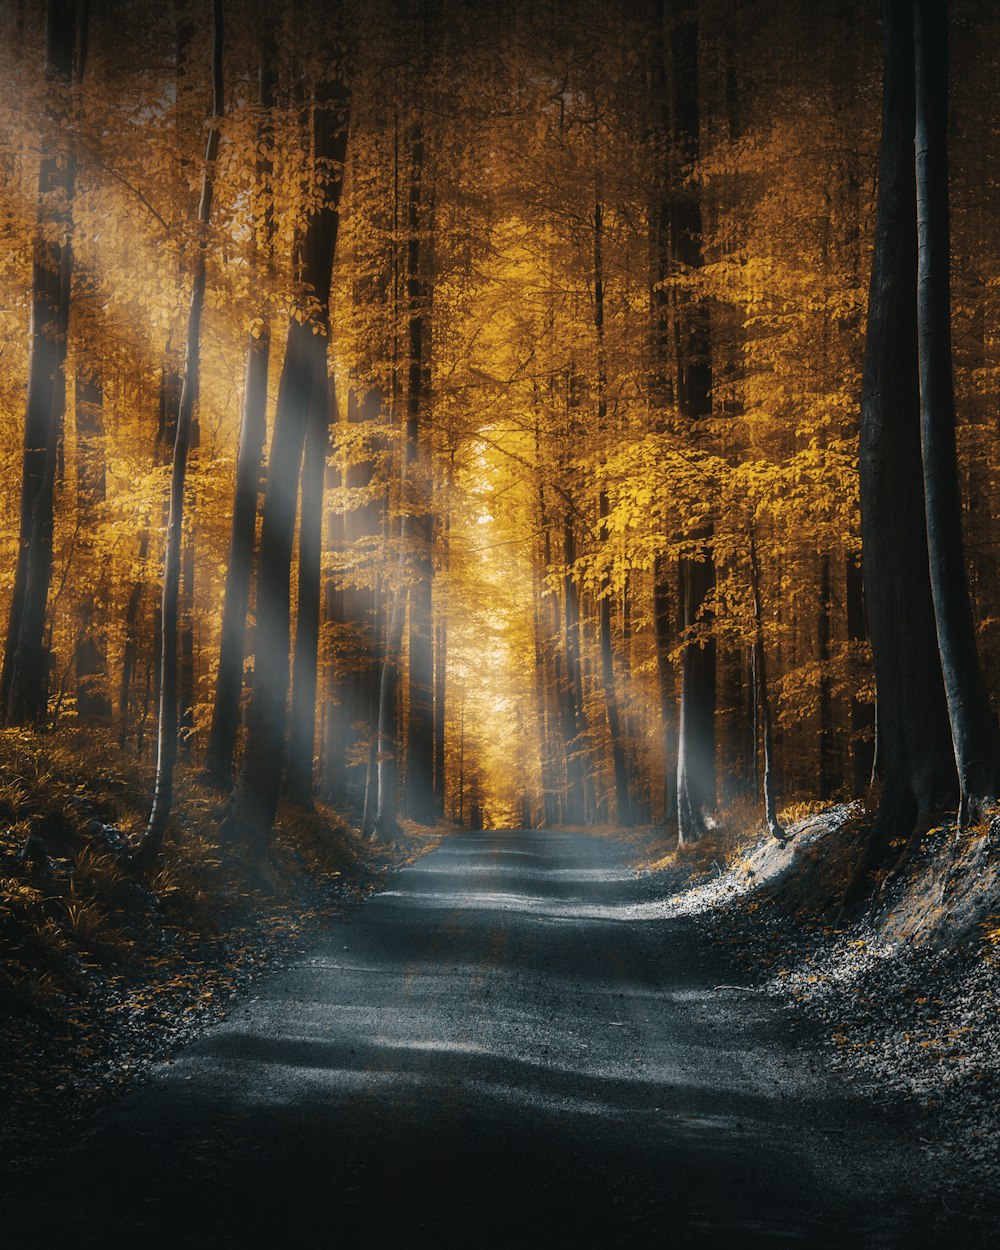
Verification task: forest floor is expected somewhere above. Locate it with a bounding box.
[0,728,442,1173]
[632,800,1000,1229]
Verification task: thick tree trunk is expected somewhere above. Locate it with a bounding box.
[4,0,80,724]
[140,0,223,863]
[204,20,275,789]
[914,0,1000,826]
[204,332,270,785]
[845,0,955,908]
[226,75,350,854]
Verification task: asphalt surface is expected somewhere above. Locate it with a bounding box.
[8,830,951,1248]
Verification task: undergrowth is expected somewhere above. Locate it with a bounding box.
[0,726,437,1168]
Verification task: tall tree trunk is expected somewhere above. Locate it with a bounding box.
[749,534,784,840]
[562,515,588,825]
[844,0,955,908]
[4,0,82,724]
[433,472,450,816]
[140,0,223,863]
[652,553,678,822]
[374,584,406,837]
[914,0,1000,826]
[226,72,350,854]
[592,192,631,827]
[402,125,436,826]
[287,343,331,805]
[818,552,836,798]
[670,17,716,845]
[846,552,874,795]
[74,364,111,720]
[204,18,275,789]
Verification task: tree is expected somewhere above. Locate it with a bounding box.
[914,0,1000,826]
[140,0,224,863]
[226,61,350,855]
[204,13,276,791]
[844,0,956,906]
[670,17,717,845]
[4,0,85,725]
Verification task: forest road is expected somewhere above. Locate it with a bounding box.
[7,829,958,1249]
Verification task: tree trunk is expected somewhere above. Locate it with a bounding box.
[592,191,630,827]
[287,340,331,806]
[204,17,275,789]
[844,0,955,908]
[402,125,436,826]
[140,0,223,864]
[4,0,81,724]
[846,551,874,795]
[914,0,1000,826]
[670,17,716,845]
[818,552,836,798]
[749,534,784,840]
[226,74,350,854]
[119,529,148,747]
[74,365,111,721]
[652,554,678,823]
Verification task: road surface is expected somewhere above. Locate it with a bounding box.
[7,830,949,1248]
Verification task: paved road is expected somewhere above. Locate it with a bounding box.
[9,830,949,1248]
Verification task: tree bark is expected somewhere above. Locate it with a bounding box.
[73,365,111,720]
[844,0,955,908]
[670,17,716,845]
[402,125,436,826]
[4,0,81,724]
[913,0,1000,826]
[287,340,331,805]
[140,0,223,863]
[204,16,275,789]
[227,73,350,854]
[749,533,784,840]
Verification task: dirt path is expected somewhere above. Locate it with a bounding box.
[4,830,959,1248]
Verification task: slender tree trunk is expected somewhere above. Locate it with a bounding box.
[204,17,275,789]
[670,17,716,845]
[4,0,81,724]
[846,552,874,795]
[374,586,406,837]
[592,192,630,827]
[818,552,836,799]
[433,484,449,815]
[749,534,784,840]
[227,74,350,854]
[140,0,223,863]
[563,516,588,824]
[119,530,148,747]
[287,341,331,805]
[844,0,955,909]
[402,125,436,825]
[73,365,111,720]
[914,0,1000,826]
